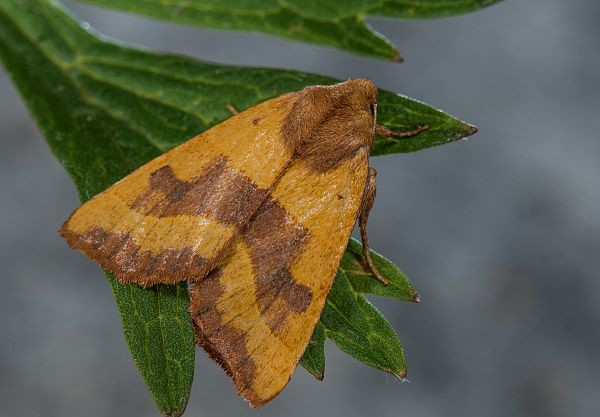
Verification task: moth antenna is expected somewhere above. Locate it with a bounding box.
[375,124,429,139]
[359,167,388,285]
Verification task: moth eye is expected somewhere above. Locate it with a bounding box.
[369,104,375,116]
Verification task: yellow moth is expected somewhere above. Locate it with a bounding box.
[61,79,428,406]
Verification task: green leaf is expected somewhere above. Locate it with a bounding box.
[109,280,194,416]
[0,0,474,411]
[76,0,503,61]
[324,270,407,377]
[301,238,418,379]
[373,91,477,155]
[0,2,198,415]
[298,322,326,380]
[343,238,419,302]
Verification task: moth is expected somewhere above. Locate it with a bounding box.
[61,79,427,407]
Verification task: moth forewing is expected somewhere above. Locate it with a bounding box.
[61,94,297,287]
[190,79,378,406]
[190,149,370,406]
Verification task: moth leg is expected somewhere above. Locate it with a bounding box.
[359,167,388,285]
[375,124,428,139]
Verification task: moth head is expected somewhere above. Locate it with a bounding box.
[282,79,379,171]
[338,79,378,140]
[342,78,378,120]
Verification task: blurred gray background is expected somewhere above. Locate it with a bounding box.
[1,0,599,416]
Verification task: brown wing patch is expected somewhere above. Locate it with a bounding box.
[61,160,250,286]
[243,198,312,333]
[61,94,297,286]
[62,227,210,286]
[190,150,369,406]
[131,159,269,228]
[189,271,257,393]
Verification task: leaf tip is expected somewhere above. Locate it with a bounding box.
[463,123,479,137]
[303,366,325,381]
[391,368,408,380]
[392,50,404,63]
[410,291,421,303]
